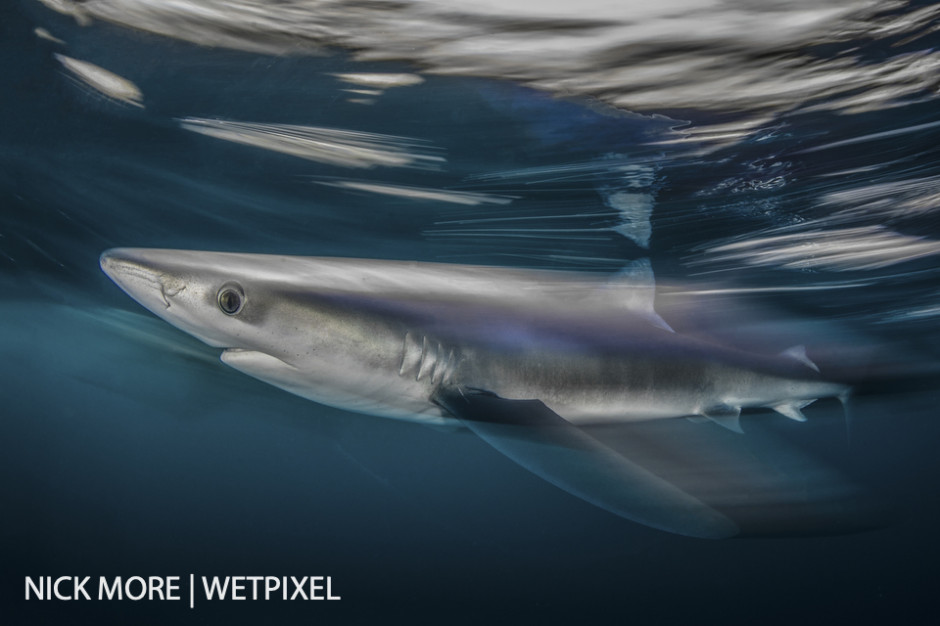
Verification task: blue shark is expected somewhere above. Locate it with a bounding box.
[100,248,850,538]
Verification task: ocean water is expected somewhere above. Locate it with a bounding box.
[3,1,940,624]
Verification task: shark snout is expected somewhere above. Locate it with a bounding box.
[101,248,161,287]
[100,248,186,311]
[100,247,245,349]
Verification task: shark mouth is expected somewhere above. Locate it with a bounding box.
[220,349,300,381]
[220,349,293,367]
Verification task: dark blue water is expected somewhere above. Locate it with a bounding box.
[4,1,940,624]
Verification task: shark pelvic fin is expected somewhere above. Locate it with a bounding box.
[701,404,743,434]
[607,258,674,332]
[779,345,820,372]
[772,399,816,422]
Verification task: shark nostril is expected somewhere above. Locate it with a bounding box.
[99,250,132,282]
[159,282,185,309]
[99,251,114,274]
[100,249,166,292]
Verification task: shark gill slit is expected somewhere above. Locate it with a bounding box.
[399,331,436,381]
[398,331,455,385]
[435,348,456,386]
[416,336,441,382]
[398,331,421,377]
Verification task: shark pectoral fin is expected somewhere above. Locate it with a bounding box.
[701,404,744,434]
[432,386,738,539]
[772,400,814,422]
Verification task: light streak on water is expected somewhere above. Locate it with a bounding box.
[179,118,446,170]
[54,53,144,107]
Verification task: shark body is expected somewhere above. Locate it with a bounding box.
[100,248,850,538]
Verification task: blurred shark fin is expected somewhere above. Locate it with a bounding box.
[608,258,673,332]
[432,386,738,539]
[772,399,815,422]
[779,345,820,372]
[702,404,743,434]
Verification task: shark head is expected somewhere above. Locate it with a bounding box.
[100,248,348,388]
[99,248,447,421]
[101,247,282,350]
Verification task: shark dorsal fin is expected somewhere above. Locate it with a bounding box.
[779,345,820,372]
[607,258,674,332]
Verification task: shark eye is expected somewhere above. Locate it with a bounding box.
[217,283,245,315]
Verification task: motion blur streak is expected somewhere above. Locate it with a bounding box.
[700,226,940,272]
[179,118,445,170]
[54,53,144,107]
[315,180,515,206]
[819,175,940,221]
[331,73,424,89]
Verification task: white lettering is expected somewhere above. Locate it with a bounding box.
[310,576,325,600]
[290,576,308,600]
[26,574,335,602]
[202,576,229,600]
[246,576,263,599]
[54,576,71,601]
[125,576,147,601]
[25,576,43,600]
[166,576,181,601]
[148,576,165,600]
[265,576,280,600]
[327,577,341,601]
[74,576,91,601]
[231,576,246,600]
[99,577,122,600]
